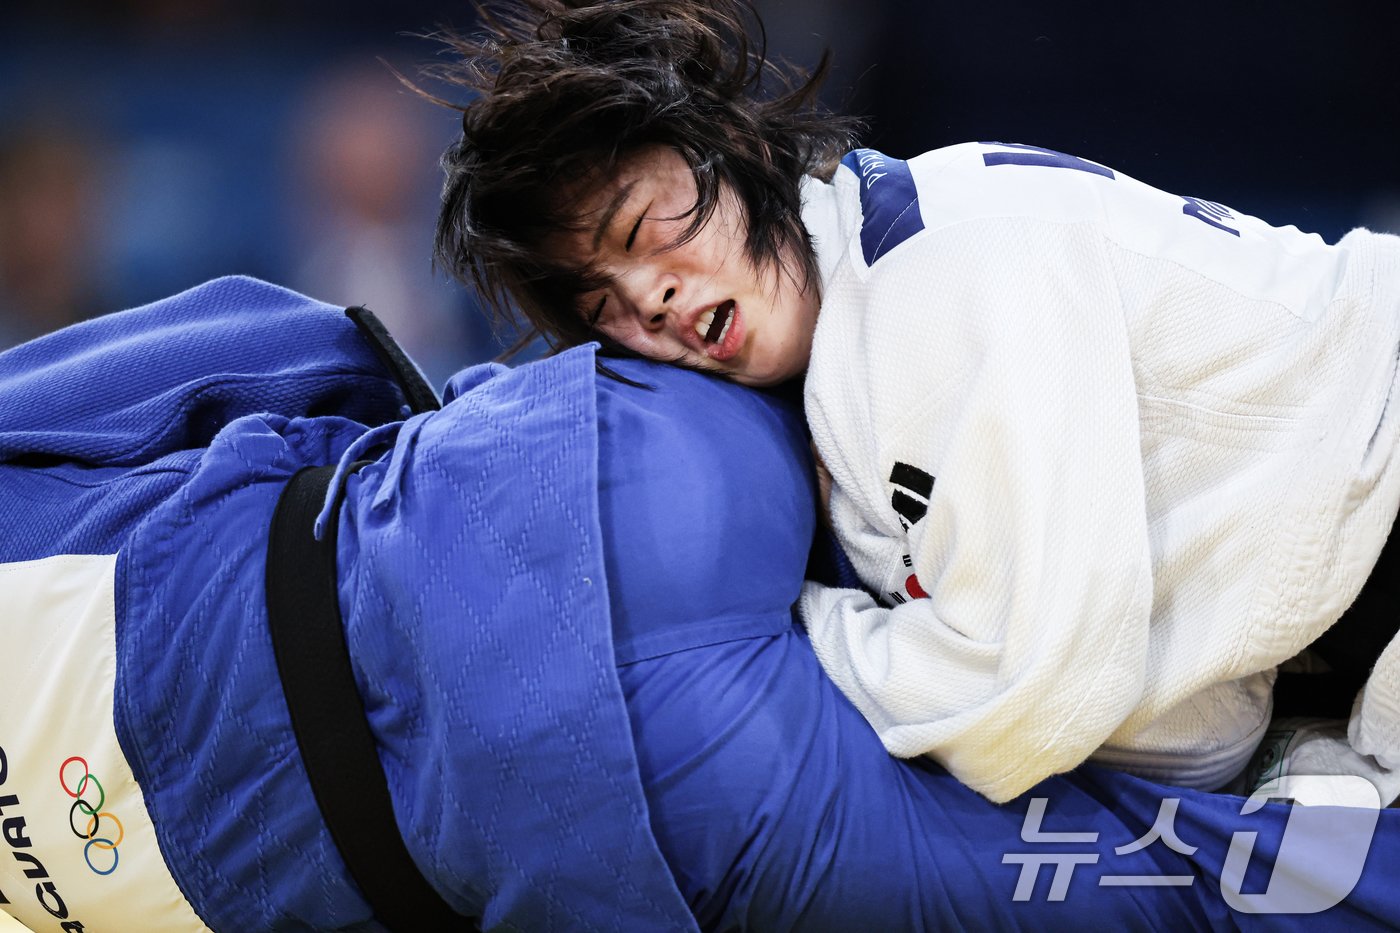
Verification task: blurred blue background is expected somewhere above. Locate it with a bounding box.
[1,0,1397,386]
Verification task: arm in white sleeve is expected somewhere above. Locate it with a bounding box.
[801,571,1150,804]
[802,214,1155,803]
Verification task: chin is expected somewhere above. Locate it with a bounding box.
[736,367,794,389]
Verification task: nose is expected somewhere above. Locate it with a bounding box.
[619,268,680,332]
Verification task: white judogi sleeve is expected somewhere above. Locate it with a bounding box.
[801,154,1154,801]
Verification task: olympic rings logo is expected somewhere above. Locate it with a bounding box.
[58,756,122,876]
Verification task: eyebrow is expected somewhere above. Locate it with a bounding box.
[590,180,638,251]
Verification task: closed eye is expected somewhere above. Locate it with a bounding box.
[625,210,646,251]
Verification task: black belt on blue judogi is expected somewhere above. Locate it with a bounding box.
[264,305,475,930]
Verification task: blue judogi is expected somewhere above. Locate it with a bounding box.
[1,276,1396,931]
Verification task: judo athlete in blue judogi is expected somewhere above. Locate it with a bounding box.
[0,276,1397,931]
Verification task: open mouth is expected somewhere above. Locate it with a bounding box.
[696,299,736,344]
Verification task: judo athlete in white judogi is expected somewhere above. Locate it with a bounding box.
[557,140,1400,803]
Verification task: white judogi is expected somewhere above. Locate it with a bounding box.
[0,555,211,932]
[799,142,1400,803]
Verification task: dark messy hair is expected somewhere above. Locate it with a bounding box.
[420,0,861,355]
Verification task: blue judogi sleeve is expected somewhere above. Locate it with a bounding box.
[0,275,412,469]
[0,275,415,561]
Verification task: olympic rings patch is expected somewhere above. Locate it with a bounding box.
[59,755,123,875]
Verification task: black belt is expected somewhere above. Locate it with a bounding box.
[265,462,475,930]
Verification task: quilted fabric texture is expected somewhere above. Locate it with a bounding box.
[117,350,698,928]
[332,351,700,930]
[0,276,412,466]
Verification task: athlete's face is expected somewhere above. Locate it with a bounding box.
[547,145,819,387]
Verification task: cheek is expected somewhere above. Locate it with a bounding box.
[672,207,746,270]
[594,320,633,347]
[596,320,659,356]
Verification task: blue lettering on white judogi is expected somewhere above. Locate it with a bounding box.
[841,149,925,266]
